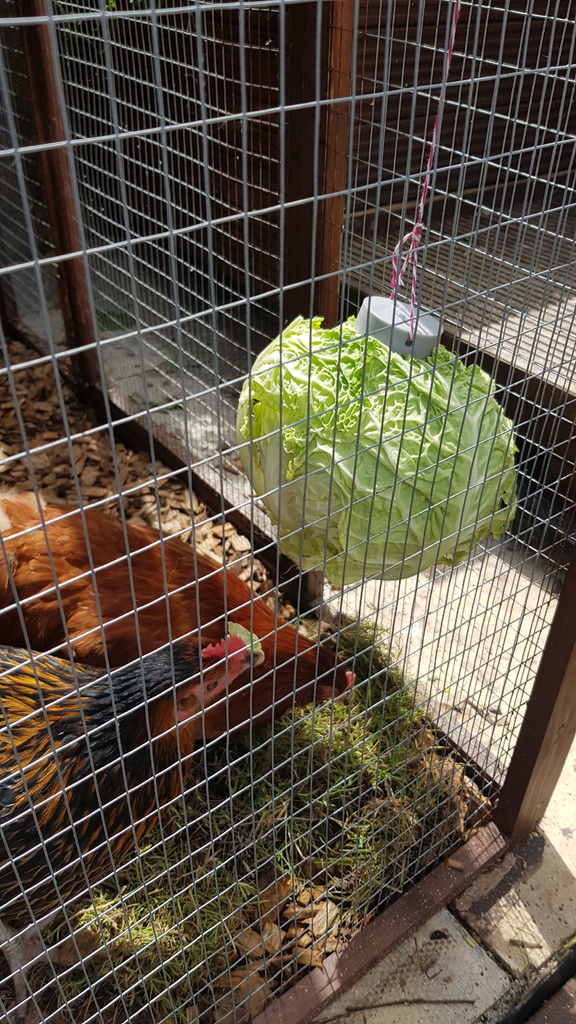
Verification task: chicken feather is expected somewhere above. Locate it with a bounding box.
[0,635,258,1015]
[0,488,351,736]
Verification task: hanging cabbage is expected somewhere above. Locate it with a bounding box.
[236,317,517,586]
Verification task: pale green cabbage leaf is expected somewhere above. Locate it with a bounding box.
[237,317,517,585]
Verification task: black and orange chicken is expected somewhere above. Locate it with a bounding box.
[0,633,262,1016]
[0,488,352,735]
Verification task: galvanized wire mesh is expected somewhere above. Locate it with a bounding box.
[0,0,575,1021]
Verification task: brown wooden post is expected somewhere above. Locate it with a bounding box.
[16,0,99,382]
[494,549,576,843]
[315,0,355,326]
[281,1,326,323]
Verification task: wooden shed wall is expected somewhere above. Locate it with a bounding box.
[352,0,576,211]
[7,0,575,339]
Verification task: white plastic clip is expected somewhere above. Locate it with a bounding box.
[355,296,441,360]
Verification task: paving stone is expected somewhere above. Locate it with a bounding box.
[526,978,576,1022]
[312,909,508,1024]
[540,734,576,877]
[455,832,576,979]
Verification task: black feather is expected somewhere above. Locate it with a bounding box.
[0,640,203,930]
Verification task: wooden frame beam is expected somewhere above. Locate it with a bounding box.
[316,0,355,326]
[494,546,576,842]
[281,2,328,323]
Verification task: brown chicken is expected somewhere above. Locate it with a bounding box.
[0,632,261,1018]
[0,488,352,736]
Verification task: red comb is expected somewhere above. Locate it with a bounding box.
[201,633,247,660]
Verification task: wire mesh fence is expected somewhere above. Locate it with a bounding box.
[0,0,575,1021]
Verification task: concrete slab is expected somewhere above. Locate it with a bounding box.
[313,909,509,1024]
[540,734,576,877]
[454,832,576,979]
[527,978,576,1022]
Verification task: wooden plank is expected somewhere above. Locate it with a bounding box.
[253,823,508,1024]
[353,0,575,198]
[316,0,356,326]
[205,5,281,303]
[494,548,576,842]
[16,0,99,381]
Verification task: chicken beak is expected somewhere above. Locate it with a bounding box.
[246,648,265,670]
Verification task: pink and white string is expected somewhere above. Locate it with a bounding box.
[389,0,462,342]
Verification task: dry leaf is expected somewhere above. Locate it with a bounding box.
[315,935,340,954]
[296,888,313,907]
[215,972,272,1024]
[309,903,340,939]
[296,948,324,969]
[236,927,265,957]
[227,967,259,987]
[261,920,285,955]
[257,877,292,926]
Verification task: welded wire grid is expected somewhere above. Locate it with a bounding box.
[0,0,575,1021]
[55,0,281,457]
[337,0,576,773]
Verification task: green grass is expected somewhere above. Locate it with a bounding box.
[35,620,487,1023]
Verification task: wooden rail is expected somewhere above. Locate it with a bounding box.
[494,546,576,842]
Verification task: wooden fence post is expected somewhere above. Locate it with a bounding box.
[281,1,327,323]
[494,550,576,843]
[315,0,355,326]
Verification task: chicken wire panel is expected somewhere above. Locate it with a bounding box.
[0,0,575,1022]
[343,0,576,377]
[50,0,282,447]
[333,0,576,762]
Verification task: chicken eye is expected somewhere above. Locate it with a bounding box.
[206,677,220,692]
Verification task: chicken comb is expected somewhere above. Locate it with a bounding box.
[201,633,247,660]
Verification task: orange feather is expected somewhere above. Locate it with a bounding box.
[0,488,351,736]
